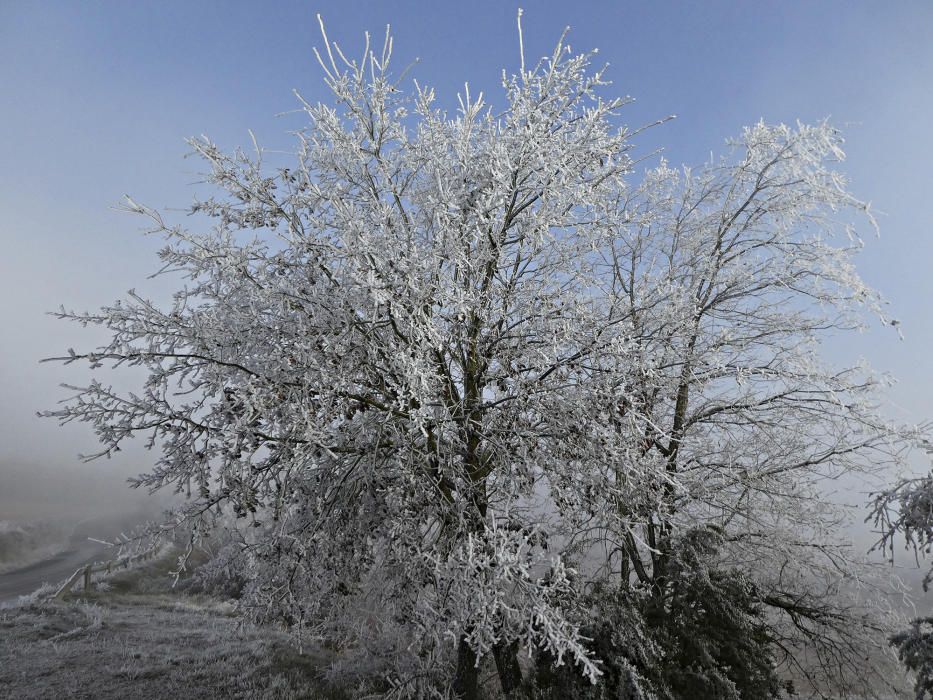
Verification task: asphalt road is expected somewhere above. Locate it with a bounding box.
[0,513,149,604]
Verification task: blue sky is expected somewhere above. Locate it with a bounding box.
[1,1,932,483]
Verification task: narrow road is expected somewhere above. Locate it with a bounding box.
[0,513,150,604]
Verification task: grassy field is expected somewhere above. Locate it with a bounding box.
[0,554,347,700]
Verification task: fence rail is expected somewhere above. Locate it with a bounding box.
[54,549,159,599]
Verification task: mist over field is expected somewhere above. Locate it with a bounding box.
[0,460,159,523]
[0,458,170,585]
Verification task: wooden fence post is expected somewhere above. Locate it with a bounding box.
[51,546,160,600]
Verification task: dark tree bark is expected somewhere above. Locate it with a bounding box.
[454,636,480,700]
[493,639,524,697]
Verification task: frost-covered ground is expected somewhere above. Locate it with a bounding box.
[0,547,916,699]
[0,519,70,574]
[0,557,346,699]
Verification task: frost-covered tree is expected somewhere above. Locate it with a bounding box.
[45,13,917,699]
[576,120,921,698]
[46,17,643,697]
[872,462,933,699]
[889,616,933,700]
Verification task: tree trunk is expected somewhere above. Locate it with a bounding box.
[454,636,480,700]
[493,639,524,697]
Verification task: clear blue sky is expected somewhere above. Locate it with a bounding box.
[1,1,932,483]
